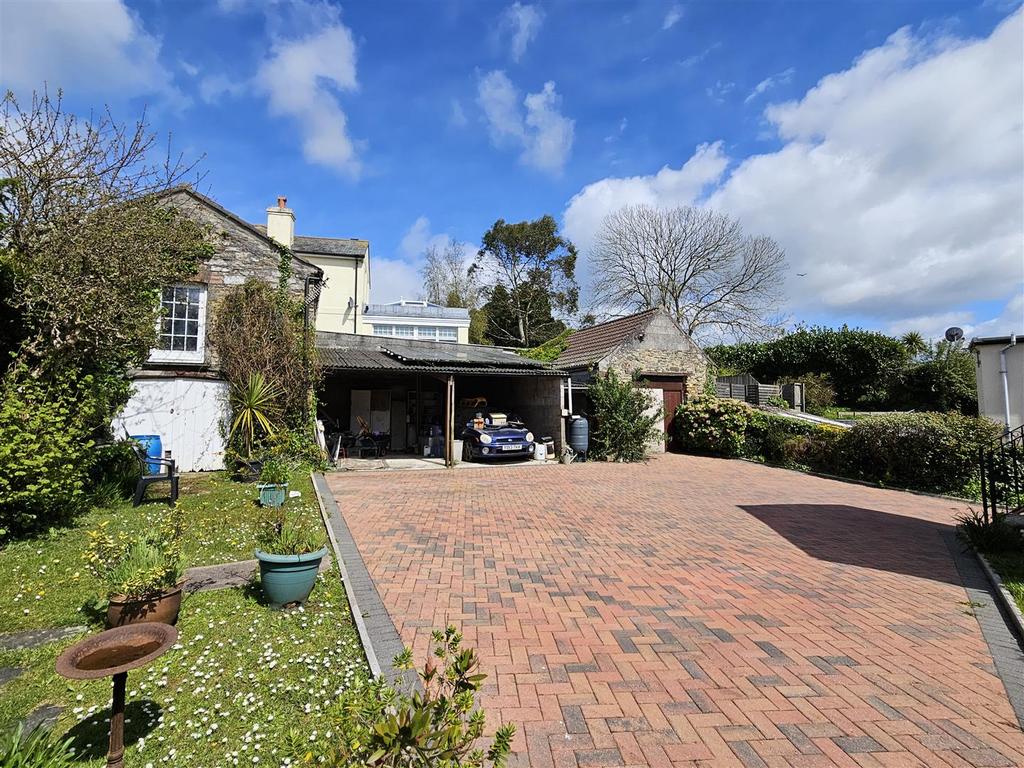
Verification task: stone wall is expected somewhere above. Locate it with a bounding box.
[598,313,710,400]
[161,190,321,370]
[514,375,565,455]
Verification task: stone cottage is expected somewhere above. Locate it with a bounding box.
[555,308,710,451]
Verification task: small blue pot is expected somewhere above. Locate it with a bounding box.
[254,547,328,607]
[258,483,288,508]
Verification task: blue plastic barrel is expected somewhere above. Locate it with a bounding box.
[130,434,163,475]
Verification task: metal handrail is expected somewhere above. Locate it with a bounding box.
[980,424,1024,524]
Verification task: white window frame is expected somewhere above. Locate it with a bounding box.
[149,284,207,364]
[437,326,458,342]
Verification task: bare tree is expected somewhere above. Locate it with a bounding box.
[591,204,786,341]
[420,239,479,308]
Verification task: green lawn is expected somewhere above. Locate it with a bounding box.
[985,551,1024,614]
[0,470,326,634]
[0,470,370,766]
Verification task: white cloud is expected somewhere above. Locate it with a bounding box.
[371,257,427,304]
[663,4,684,30]
[706,79,735,102]
[256,10,361,176]
[374,217,479,304]
[0,0,182,103]
[477,70,574,175]
[744,67,795,103]
[563,10,1024,333]
[449,99,468,128]
[499,3,544,62]
[198,73,246,104]
[564,142,729,254]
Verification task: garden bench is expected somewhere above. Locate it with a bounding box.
[131,445,179,507]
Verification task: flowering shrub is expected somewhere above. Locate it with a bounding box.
[674,397,753,457]
[323,626,515,767]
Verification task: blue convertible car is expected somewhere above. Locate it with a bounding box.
[460,413,534,462]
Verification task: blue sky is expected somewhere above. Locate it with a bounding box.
[2,0,1022,341]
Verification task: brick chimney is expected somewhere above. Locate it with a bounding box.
[266,195,294,250]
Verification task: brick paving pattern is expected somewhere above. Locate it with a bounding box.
[326,455,1024,767]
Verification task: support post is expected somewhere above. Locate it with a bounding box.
[107,671,127,768]
[445,375,455,467]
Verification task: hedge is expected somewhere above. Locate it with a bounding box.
[674,397,1002,497]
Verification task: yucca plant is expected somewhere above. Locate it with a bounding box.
[229,372,282,458]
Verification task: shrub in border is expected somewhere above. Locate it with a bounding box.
[674,397,752,457]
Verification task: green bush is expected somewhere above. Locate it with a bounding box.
[674,397,753,457]
[0,372,96,539]
[834,411,1002,495]
[321,626,515,767]
[588,370,662,462]
[674,397,1000,497]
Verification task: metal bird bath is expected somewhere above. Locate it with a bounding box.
[56,623,178,768]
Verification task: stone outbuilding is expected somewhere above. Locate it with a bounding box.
[555,308,710,451]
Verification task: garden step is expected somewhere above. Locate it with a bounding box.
[0,667,23,687]
[22,704,62,732]
[184,556,332,594]
[0,625,88,651]
[1004,514,1024,529]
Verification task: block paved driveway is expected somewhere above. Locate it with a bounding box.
[325,455,1024,767]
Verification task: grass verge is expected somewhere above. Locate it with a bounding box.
[0,469,323,634]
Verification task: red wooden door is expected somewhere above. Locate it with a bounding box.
[640,376,687,451]
[662,389,683,450]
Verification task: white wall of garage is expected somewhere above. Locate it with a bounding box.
[113,376,230,472]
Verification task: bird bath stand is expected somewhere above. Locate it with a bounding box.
[56,623,178,768]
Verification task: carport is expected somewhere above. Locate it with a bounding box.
[316,332,568,466]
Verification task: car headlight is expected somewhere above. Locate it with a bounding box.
[525,432,534,442]
[479,433,492,444]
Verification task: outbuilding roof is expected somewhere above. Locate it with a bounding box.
[554,308,661,369]
[317,332,564,376]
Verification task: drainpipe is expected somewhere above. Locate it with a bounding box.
[1000,335,1017,434]
[353,258,359,333]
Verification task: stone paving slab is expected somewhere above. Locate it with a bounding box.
[183,556,332,594]
[0,625,87,651]
[327,453,1024,768]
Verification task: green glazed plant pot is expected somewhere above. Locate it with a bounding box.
[258,482,288,508]
[254,547,328,607]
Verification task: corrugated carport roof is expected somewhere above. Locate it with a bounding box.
[317,332,566,376]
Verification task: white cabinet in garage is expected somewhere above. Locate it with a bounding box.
[113,376,231,472]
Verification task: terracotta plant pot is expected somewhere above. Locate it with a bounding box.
[106,582,184,628]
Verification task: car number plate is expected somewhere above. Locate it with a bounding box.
[500,444,521,451]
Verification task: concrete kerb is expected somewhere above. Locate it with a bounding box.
[976,550,1024,644]
[945,532,1024,729]
[311,472,421,693]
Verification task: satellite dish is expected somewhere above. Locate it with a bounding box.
[945,326,964,343]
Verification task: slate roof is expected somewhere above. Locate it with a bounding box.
[554,308,661,369]
[157,186,324,277]
[317,332,564,376]
[251,225,368,257]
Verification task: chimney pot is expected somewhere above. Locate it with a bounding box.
[277,196,287,209]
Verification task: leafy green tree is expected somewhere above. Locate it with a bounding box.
[481,282,566,347]
[706,326,910,405]
[473,215,578,347]
[0,91,210,380]
[0,91,209,537]
[892,339,977,414]
[900,331,929,360]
